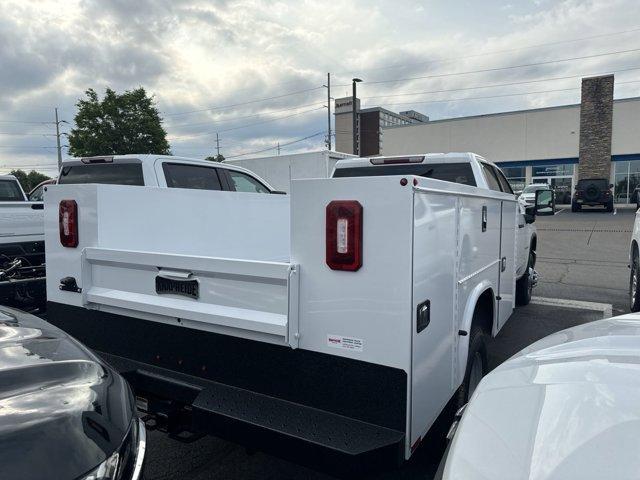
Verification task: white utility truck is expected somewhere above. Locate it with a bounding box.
[226,150,354,193]
[44,153,544,472]
[0,174,46,309]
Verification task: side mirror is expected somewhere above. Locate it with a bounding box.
[535,189,555,216]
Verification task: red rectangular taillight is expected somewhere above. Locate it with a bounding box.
[59,200,78,247]
[326,200,363,271]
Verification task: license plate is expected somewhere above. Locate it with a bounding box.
[155,276,199,299]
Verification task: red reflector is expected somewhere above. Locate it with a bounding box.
[326,201,363,271]
[59,200,78,248]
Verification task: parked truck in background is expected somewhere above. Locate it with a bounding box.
[226,150,354,193]
[0,174,46,310]
[43,152,543,473]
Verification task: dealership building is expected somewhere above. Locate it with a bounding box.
[335,75,640,204]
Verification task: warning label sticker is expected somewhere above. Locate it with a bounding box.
[327,334,364,352]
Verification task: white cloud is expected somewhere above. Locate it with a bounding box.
[0,0,639,170]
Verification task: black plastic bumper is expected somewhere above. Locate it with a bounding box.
[46,302,407,474]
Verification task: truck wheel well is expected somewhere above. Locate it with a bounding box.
[632,241,639,262]
[472,289,494,335]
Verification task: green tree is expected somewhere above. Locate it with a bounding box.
[205,154,225,162]
[68,87,170,157]
[10,169,51,192]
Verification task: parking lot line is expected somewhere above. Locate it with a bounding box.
[531,296,613,319]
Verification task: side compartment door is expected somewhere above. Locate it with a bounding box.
[497,201,516,330]
[410,192,457,447]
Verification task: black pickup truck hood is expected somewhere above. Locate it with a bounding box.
[0,306,135,480]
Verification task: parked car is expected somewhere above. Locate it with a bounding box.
[0,175,46,311]
[437,313,640,480]
[519,183,550,206]
[58,154,279,193]
[0,305,146,480]
[572,178,614,212]
[628,211,640,312]
[43,152,544,473]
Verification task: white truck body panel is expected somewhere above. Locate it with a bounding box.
[0,175,44,245]
[226,150,354,193]
[0,202,44,244]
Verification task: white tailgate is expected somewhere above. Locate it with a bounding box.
[45,184,297,346]
[0,203,44,243]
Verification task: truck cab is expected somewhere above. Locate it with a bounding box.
[58,154,277,193]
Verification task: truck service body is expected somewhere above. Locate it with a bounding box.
[44,153,536,471]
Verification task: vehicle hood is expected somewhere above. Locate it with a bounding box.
[444,314,640,480]
[0,307,135,480]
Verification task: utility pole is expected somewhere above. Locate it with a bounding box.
[277,142,280,155]
[54,107,62,171]
[216,132,220,157]
[326,73,331,150]
[351,78,362,156]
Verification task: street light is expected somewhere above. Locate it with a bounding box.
[352,78,362,156]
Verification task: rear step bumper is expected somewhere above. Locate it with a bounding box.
[46,301,408,473]
[101,351,404,472]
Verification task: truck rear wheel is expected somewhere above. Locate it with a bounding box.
[456,325,488,408]
[515,251,534,306]
[630,251,640,312]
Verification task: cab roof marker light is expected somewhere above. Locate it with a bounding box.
[81,156,114,164]
[370,156,425,165]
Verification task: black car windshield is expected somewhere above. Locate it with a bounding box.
[0,179,24,201]
[333,162,476,186]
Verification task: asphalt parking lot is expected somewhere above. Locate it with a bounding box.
[144,207,634,480]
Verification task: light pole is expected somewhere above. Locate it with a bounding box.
[352,78,362,156]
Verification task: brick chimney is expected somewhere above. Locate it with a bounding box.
[578,75,614,180]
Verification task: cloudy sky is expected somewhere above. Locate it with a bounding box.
[1,0,639,175]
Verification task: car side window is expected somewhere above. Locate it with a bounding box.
[162,163,222,191]
[29,185,44,201]
[493,167,514,194]
[481,163,502,192]
[227,170,270,193]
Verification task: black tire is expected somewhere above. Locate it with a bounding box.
[630,250,640,312]
[456,325,489,408]
[516,251,535,306]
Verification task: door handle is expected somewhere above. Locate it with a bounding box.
[501,257,507,272]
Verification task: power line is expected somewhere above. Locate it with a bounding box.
[167,101,325,129]
[335,25,640,77]
[163,86,325,117]
[336,47,640,87]
[361,66,640,101]
[0,120,55,125]
[169,106,325,141]
[375,80,640,108]
[224,131,325,159]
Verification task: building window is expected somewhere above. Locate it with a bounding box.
[614,160,640,203]
[502,166,526,193]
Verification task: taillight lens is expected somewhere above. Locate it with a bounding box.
[59,200,78,247]
[326,201,363,271]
